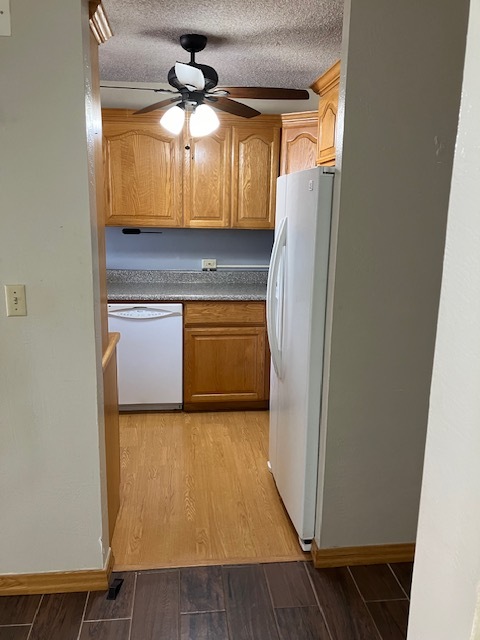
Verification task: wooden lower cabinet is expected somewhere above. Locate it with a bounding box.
[183,301,269,410]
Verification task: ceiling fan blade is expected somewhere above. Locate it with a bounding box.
[206,96,260,119]
[133,97,181,115]
[218,87,310,100]
[175,62,205,91]
[100,86,178,94]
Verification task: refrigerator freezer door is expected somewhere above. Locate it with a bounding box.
[270,167,334,542]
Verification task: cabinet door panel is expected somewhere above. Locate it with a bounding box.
[184,129,231,227]
[317,84,339,166]
[103,124,183,226]
[280,113,319,177]
[231,127,280,229]
[184,327,266,403]
[284,133,317,175]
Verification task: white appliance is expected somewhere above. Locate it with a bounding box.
[107,303,183,410]
[267,166,334,550]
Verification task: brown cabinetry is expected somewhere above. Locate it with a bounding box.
[231,125,280,228]
[310,61,341,166]
[103,120,183,227]
[184,128,232,228]
[184,301,270,410]
[102,110,281,229]
[280,111,318,175]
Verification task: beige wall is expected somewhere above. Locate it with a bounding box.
[315,0,469,547]
[407,1,480,637]
[0,0,107,572]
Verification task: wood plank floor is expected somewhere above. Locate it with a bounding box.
[112,411,308,570]
[0,562,413,639]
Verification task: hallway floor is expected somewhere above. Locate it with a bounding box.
[0,560,412,639]
[112,411,307,570]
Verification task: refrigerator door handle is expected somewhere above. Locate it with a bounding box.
[267,216,287,378]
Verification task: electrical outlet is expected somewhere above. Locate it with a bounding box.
[5,284,27,316]
[0,0,11,36]
[202,259,217,271]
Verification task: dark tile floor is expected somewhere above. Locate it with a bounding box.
[0,561,413,639]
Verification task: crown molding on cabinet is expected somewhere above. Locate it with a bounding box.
[101,108,282,128]
[310,60,341,95]
[89,1,113,44]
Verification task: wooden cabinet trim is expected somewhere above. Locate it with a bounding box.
[102,109,281,127]
[280,111,318,128]
[310,60,341,95]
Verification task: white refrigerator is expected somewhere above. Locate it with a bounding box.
[267,166,334,550]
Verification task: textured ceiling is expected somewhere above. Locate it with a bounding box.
[100,0,344,90]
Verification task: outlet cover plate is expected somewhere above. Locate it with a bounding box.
[202,259,217,271]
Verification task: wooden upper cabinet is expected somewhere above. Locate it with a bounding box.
[102,110,280,229]
[231,124,280,229]
[310,61,341,166]
[103,119,183,226]
[183,127,232,228]
[280,112,318,175]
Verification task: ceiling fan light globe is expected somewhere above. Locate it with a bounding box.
[160,105,185,135]
[189,104,220,137]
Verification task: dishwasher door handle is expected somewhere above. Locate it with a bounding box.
[108,307,182,320]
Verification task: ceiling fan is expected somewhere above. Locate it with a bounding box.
[103,34,310,137]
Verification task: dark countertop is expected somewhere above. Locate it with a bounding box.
[107,269,268,302]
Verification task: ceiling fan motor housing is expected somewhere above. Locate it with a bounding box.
[167,64,219,92]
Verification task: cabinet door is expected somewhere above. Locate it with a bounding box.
[103,122,183,226]
[280,117,318,175]
[184,326,266,403]
[183,127,231,228]
[231,126,280,229]
[317,83,339,166]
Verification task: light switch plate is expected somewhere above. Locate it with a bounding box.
[0,0,11,36]
[5,284,27,316]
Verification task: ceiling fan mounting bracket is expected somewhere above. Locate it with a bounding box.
[180,34,207,56]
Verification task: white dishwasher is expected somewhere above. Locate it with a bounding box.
[108,303,183,411]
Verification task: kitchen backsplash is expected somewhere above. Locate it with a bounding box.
[105,227,274,271]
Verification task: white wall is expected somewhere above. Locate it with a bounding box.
[315,0,469,548]
[407,2,480,638]
[106,227,274,270]
[0,0,107,573]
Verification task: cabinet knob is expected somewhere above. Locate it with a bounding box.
[185,145,191,150]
